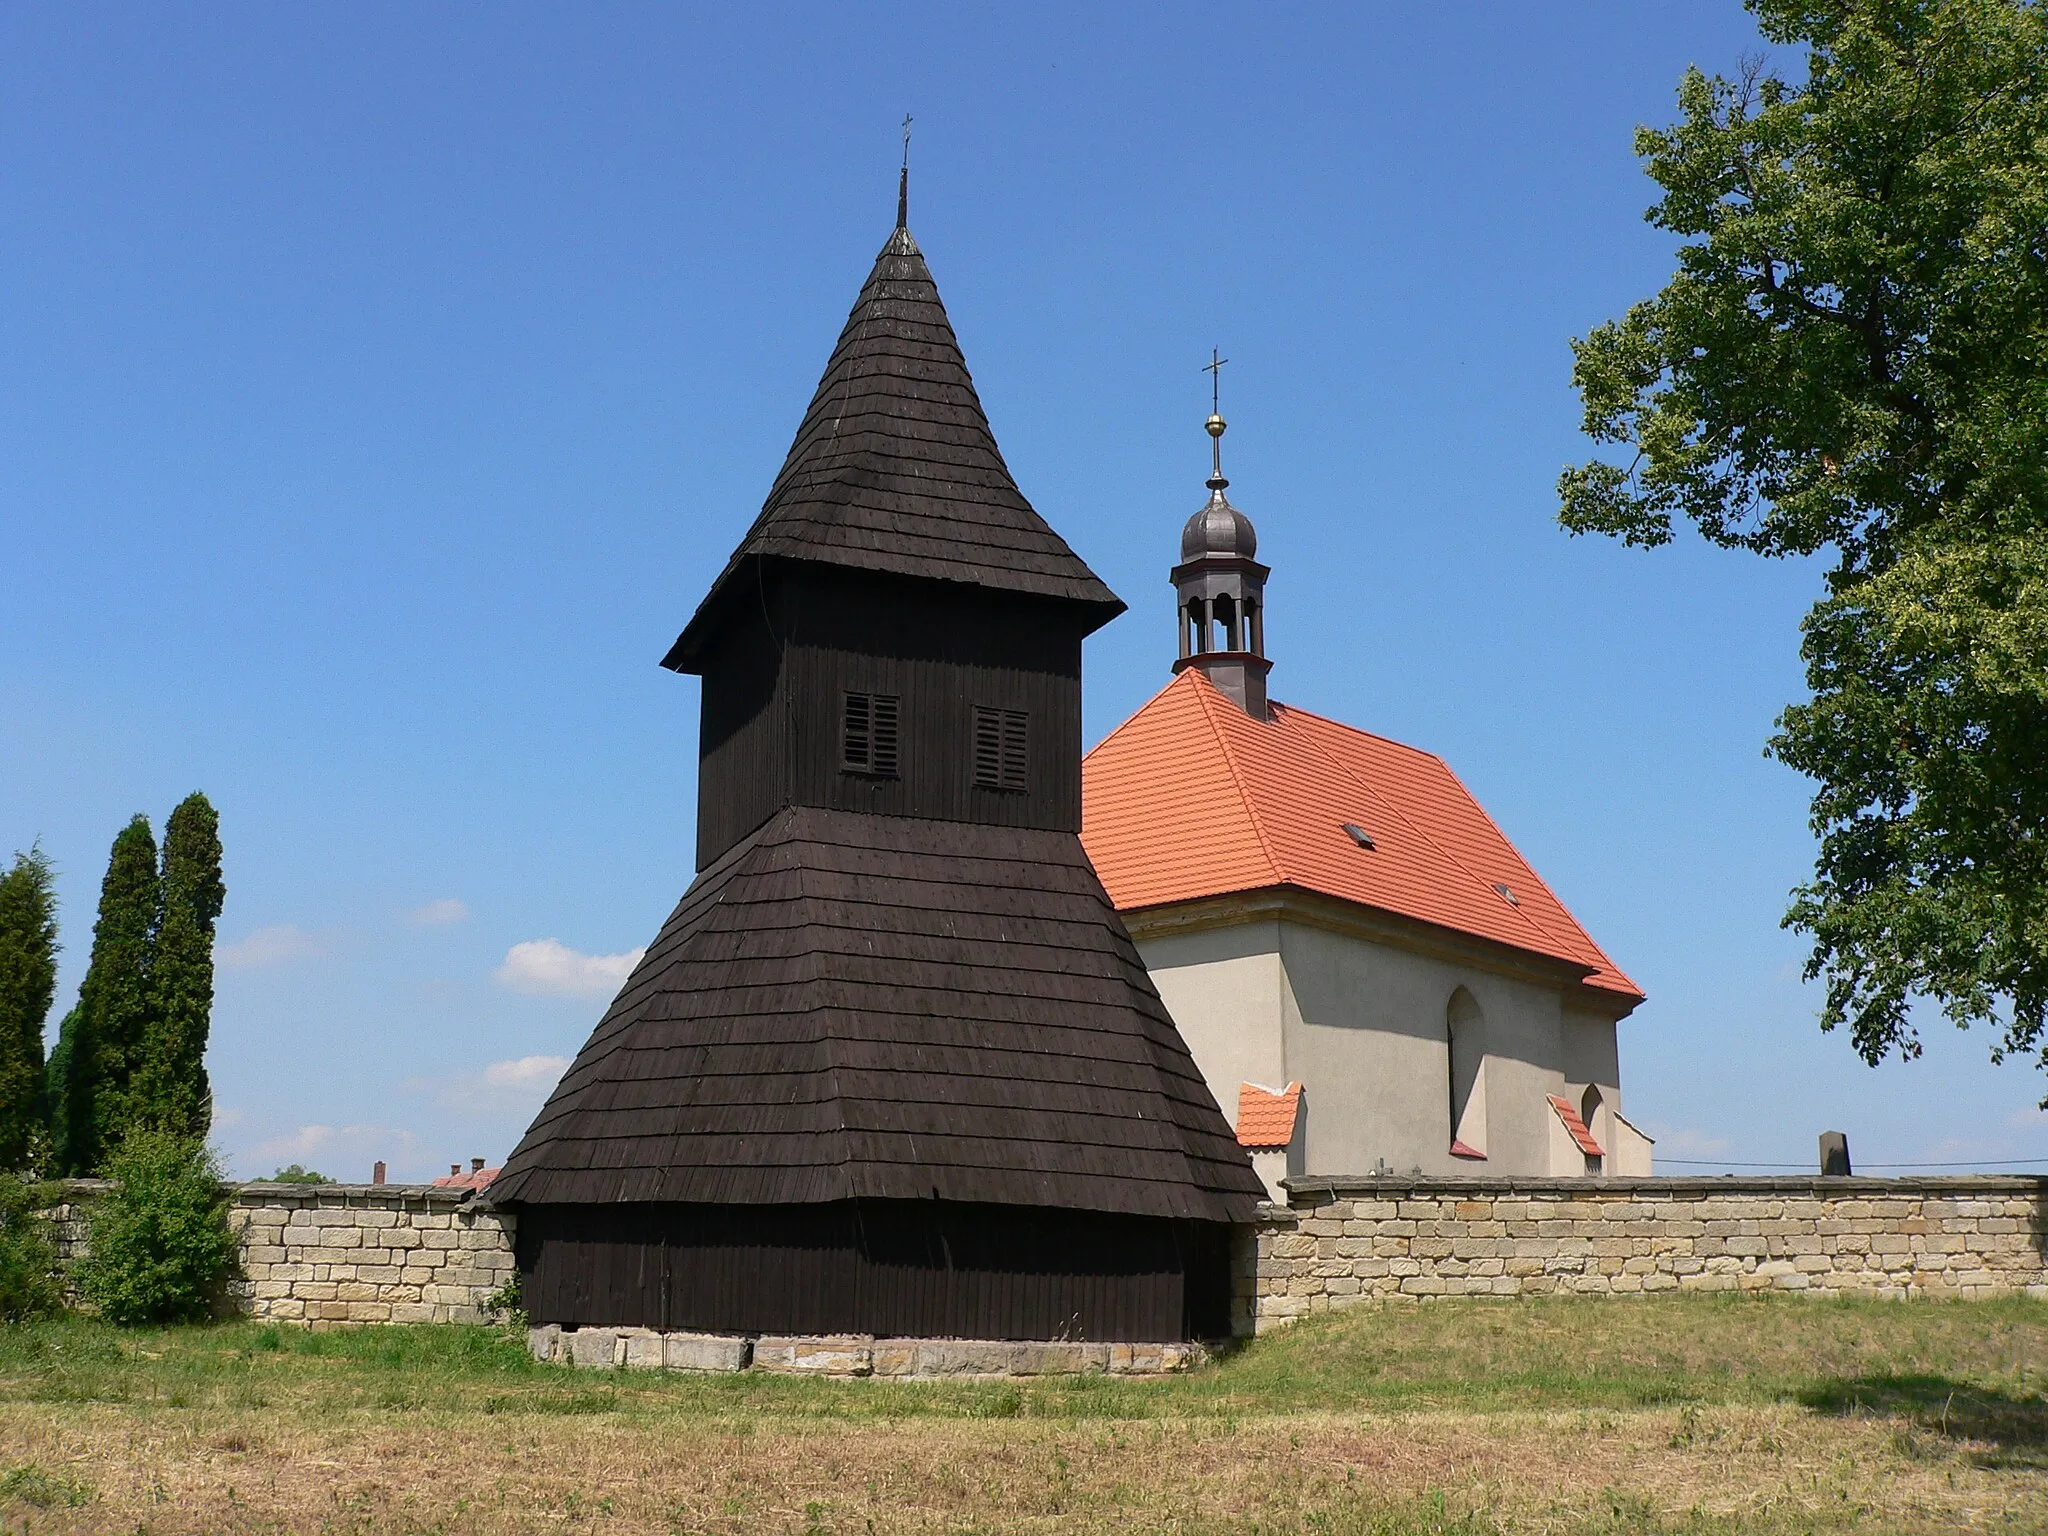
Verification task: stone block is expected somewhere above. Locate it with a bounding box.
[665,1332,751,1372]
[621,1330,666,1370]
[566,1329,620,1368]
[753,1335,873,1375]
[1107,1340,1206,1373]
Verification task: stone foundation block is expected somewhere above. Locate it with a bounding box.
[665,1332,751,1372]
[566,1328,621,1368]
[619,1329,666,1370]
[753,1335,873,1375]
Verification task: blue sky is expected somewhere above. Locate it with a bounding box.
[5,3,2042,1181]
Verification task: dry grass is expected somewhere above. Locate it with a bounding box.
[0,1295,2041,1533]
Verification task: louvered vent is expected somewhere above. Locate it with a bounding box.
[973,707,1029,791]
[843,691,900,778]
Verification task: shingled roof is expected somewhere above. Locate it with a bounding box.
[489,805,1262,1223]
[666,222,1123,669]
[1082,669,1643,1005]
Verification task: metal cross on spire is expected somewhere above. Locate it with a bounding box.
[897,114,914,228]
[1203,348,1230,490]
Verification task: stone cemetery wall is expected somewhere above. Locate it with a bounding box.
[1236,1175,2048,1334]
[228,1182,517,1323]
[52,1181,517,1325]
[51,1174,2048,1343]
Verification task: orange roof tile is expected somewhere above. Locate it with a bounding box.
[1236,1082,1302,1149]
[431,1166,501,1191]
[1548,1095,1605,1158]
[1082,670,1642,1003]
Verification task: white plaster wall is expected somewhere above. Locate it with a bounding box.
[1140,910,1628,1179]
[1134,920,1286,1134]
[1560,1001,1624,1161]
[1274,921,1572,1176]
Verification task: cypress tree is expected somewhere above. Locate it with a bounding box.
[0,848,59,1172]
[43,1010,80,1176]
[67,816,159,1174]
[137,794,223,1139]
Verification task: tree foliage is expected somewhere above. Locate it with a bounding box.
[64,818,159,1175]
[137,794,223,1141]
[1559,0,2048,1077]
[42,1011,81,1178]
[75,1132,238,1326]
[0,1172,62,1323]
[0,849,59,1172]
[267,1164,333,1185]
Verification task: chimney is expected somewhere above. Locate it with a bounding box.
[471,1157,485,1174]
[372,1161,386,1186]
[450,1164,461,1178]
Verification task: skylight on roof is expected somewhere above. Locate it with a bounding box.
[1341,823,1376,850]
[1494,882,1519,906]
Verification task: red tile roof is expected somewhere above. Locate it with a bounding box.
[431,1166,501,1191]
[1547,1096,1605,1158]
[1081,670,1642,1003]
[1236,1082,1303,1149]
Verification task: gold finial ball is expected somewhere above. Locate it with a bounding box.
[1206,413,1227,438]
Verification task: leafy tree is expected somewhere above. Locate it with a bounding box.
[74,1132,238,1325]
[1559,0,2048,1079]
[0,849,59,1172]
[267,1164,333,1185]
[64,817,159,1174]
[136,794,223,1139]
[0,1172,62,1322]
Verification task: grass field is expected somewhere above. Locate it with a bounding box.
[0,1295,2041,1533]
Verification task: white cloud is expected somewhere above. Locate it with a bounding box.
[243,1123,423,1181]
[400,1054,572,1112]
[483,1055,570,1090]
[494,938,643,998]
[408,898,469,927]
[216,924,324,971]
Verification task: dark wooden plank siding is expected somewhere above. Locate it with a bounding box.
[695,564,1084,869]
[517,1200,1233,1342]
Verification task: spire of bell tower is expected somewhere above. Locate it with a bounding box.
[1172,355,1272,718]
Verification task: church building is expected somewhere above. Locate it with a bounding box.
[488,183,1263,1343]
[1082,412,1653,1197]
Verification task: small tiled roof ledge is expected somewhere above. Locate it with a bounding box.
[1282,1173,2048,1201]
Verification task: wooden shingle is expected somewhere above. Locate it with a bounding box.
[489,805,1261,1223]
[665,226,1123,670]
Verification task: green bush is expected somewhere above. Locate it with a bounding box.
[75,1134,238,1325]
[0,1172,63,1322]
[267,1164,333,1185]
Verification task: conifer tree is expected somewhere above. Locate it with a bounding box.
[43,1010,80,1176]
[137,794,223,1139]
[65,817,159,1174]
[0,848,59,1172]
